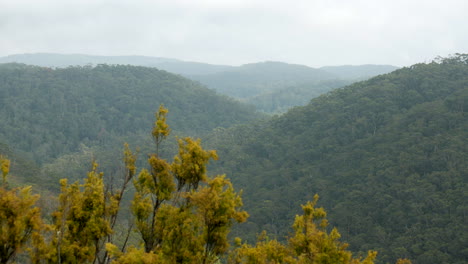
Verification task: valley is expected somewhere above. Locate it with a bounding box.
[0,54,466,263]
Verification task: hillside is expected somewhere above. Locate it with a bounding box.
[319,64,399,80]
[206,55,468,264]
[0,63,262,167]
[1,54,399,114]
[189,61,337,99]
[0,53,234,75]
[190,61,398,113]
[244,79,352,113]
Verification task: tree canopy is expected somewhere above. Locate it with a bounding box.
[206,54,468,263]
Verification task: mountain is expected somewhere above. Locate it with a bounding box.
[190,61,399,113]
[206,55,468,264]
[1,54,399,114]
[0,63,262,167]
[320,64,399,80]
[243,79,353,113]
[189,61,337,99]
[0,53,234,75]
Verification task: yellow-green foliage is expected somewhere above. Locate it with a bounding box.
[126,106,246,263]
[152,104,171,147]
[123,143,137,179]
[290,195,377,264]
[229,232,296,264]
[172,137,218,191]
[106,244,165,264]
[189,176,248,258]
[230,195,378,264]
[395,259,412,264]
[1,155,10,186]
[0,157,42,264]
[37,162,112,263]
[0,106,401,264]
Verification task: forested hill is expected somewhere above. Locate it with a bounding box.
[189,61,398,113]
[319,64,399,80]
[0,53,234,75]
[189,61,337,99]
[207,55,468,264]
[0,63,262,164]
[1,54,399,114]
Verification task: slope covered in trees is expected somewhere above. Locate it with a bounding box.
[0,63,262,166]
[190,61,397,113]
[244,79,352,113]
[0,107,387,264]
[1,54,399,114]
[206,55,468,264]
[0,53,234,75]
[189,61,337,99]
[319,65,399,80]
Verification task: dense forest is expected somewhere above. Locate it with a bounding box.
[0,63,265,192]
[0,54,466,263]
[188,62,397,112]
[206,54,468,263]
[0,63,261,164]
[1,106,385,264]
[0,54,398,114]
[243,79,352,113]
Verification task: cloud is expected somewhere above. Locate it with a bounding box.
[0,0,467,66]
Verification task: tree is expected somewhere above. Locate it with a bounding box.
[1,105,396,263]
[229,232,295,264]
[109,105,248,263]
[230,195,377,264]
[0,156,42,264]
[40,162,112,263]
[289,195,377,264]
[189,175,249,263]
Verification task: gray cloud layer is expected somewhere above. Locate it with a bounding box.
[1,0,467,67]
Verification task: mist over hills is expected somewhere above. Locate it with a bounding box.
[0,53,399,113]
[0,53,397,79]
[0,53,234,75]
[188,61,337,98]
[319,64,400,80]
[188,61,398,113]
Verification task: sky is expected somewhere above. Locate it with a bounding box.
[1,0,467,67]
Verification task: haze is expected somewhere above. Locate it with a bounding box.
[1,0,467,67]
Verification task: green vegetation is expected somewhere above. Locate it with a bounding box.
[244,80,352,114]
[0,108,384,264]
[189,61,336,99]
[0,54,466,263]
[0,53,233,75]
[190,61,397,113]
[206,54,468,264]
[0,63,261,166]
[1,54,398,114]
[319,65,399,80]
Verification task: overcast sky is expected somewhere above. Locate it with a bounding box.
[1,0,467,67]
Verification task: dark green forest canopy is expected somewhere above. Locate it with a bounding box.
[1,54,399,114]
[0,63,263,165]
[243,79,353,114]
[0,54,466,263]
[206,54,468,264]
